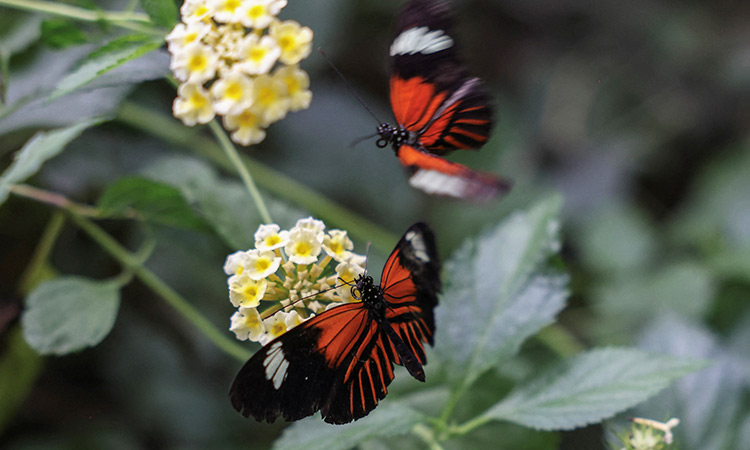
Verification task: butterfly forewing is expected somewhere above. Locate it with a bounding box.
[229,223,441,424]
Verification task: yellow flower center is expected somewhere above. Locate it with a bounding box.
[244,285,259,298]
[195,5,209,17]
[189,91,207,108]
[185,32,199,44]
[255,259,270,271]
[284,76,300,93]
[226,81,243,100]
[329,241,342,254]
[224,0,241,13]
[250,46,267,62]
[237,110,259,127]
[277,35,294,51]
[248,5,266,19]
[188,54,207,72]
[256,86,277,106]
[269,321,285,336]
[294,241,311,256]
[265,235,281,247]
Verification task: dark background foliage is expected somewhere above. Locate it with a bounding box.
[1,0,748,448]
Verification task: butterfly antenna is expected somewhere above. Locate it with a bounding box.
[318,48,384,126]
[349,132,380,148]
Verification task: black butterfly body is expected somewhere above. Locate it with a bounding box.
[229,223,440,424]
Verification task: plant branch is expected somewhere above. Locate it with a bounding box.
[0,0,160,35]
[69,213,251,362]
[209,119,273,224]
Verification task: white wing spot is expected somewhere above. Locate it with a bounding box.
[263,341,288,389]
[405,230,430,262]
[390,27,453,56]
[410,169,470,198]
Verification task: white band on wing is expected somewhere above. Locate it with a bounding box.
[390,27,454,56]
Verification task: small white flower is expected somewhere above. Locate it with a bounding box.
[322,229,354,262]
[293,217,326,238]
[270,20,313,65]
[236,34,281,75]
[166,21,212,52]
[173,82,215,126]
[228,274,268,307]
[254,224,290,250]
[238,0,288,30]
[211,70,254,115]
[285,228,322,265]
[274,65,312,111]
[180,0,213,24]
[223,108,267,145]
[284,310,305,330]
[263,311,288,340]
[250,73,289,124]
[170,42,219,83]
[211,0,243,24]
[223,250,249,275]
[245,249,282,280]
[229,307,265,341]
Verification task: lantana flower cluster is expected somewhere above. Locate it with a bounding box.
[167,0,313,146]
[224,217,366,345]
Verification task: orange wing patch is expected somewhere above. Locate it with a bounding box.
[390,76,448,131]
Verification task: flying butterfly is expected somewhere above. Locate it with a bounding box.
[376,0,511,201]
[229,223,440,424]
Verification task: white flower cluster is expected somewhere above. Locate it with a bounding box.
[167,0,313,146]
[224,217,366,345]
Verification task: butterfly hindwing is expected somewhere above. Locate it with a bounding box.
[397,144,511,200]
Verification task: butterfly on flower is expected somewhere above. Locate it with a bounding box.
[229,223,440,424]
[376,0,511,201]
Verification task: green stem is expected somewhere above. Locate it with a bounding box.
[0,0,160,35]
[535,323,584,358]
[209,119,272,224]
[116,101,399,252]
[412,424,445,450]
[449,414,491,437]
[18,210,65,294]
[68,213,251,362]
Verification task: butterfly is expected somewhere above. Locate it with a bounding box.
[376,0,511,201]
[229,223,441,424]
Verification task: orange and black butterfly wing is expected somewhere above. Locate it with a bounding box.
[397,144,511,201]
[229,303,394,424]
[380,222,441,370]
[389,0,494,155]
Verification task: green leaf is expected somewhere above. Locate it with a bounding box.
[41,19,88,49]
[48,34,163,102]
[637,316,745,450]
[0,119,100,207]
[577,204,657,274]
[484,348,707,430]
[0,327,43,433]
[139,0,178,27]
[435,196,568,389]
[272,404,425,450]
[21,276,121,355]
[592,262,715,339]
[98,176,211,231]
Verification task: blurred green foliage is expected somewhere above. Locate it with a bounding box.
[1,0,748,449]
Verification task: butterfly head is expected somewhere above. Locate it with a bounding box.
[376,123,416,151]
[352,274,383,302]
